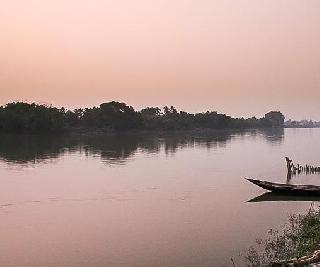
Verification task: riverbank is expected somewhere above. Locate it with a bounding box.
[247,205,320,266]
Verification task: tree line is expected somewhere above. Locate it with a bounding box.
[0,101,285,133]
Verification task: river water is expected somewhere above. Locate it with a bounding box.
[0,129,318,266]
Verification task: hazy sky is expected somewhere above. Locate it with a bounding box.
[1,0,320,119]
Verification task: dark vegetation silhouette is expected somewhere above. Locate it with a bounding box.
[0,101,285,133]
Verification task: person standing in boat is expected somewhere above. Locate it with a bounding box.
[285,157,293,183]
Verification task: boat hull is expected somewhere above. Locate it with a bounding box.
[246,178,320,195]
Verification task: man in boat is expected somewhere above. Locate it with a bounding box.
[285,157,293,183]
[285,157,293,173]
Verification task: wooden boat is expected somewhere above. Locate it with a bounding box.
[246,178,320,195]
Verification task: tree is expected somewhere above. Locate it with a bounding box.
[0,102,65,133]
[264,111,285,127]
[140,107,162,116]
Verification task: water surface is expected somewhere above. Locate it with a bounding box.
[0,129,318,266]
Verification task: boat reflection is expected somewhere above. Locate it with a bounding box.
[248,192,320,202]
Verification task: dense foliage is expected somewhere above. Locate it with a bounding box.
[0,101,285,133]
[247,205,320,266]
[0,102,65,133]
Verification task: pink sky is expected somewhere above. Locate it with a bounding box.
[1,0,320,119]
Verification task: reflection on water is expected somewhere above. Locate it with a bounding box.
[248,192,320,202]
[0,128,284,166]
[262,128,284,143]
[4,127,314,267]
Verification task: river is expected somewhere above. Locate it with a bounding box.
[0,128,318,266]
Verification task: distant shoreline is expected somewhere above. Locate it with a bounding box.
[0,127,287,137]
[0,101,286,134]
[284,126,320,129]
